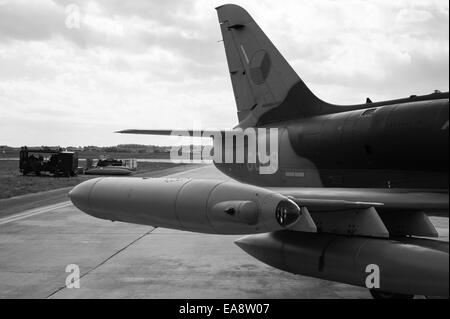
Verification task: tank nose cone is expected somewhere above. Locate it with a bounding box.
[234,233,286,271]
[69,178,101,214]
[234,235,263,260]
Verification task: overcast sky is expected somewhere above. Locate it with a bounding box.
[0,0,448,147]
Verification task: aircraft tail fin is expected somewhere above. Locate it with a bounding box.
[216,4,328,127]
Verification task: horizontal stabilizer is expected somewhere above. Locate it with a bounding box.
[116,129,234,137]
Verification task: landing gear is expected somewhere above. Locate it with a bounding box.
[370,289,415,299]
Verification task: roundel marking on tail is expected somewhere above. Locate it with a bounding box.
[249,50,271,85]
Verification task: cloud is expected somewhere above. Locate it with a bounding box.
[0,0,448,146]
[0,1,60,40]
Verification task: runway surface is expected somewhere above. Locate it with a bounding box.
[0,165,448,299]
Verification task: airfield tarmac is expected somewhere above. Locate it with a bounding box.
[0,164,448,299]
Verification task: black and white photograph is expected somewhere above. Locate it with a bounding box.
[0,0,448,304]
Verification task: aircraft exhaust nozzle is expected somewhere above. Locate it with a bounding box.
[69,177,302,234]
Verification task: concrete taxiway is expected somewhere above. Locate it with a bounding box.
[0,165,448,299]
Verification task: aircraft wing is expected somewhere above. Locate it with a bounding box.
[270,187,449,212]
[116,129,235,136]
[269,187,448,238]
[70,177,449,296]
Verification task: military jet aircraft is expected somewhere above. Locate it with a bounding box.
[70,4,449,299]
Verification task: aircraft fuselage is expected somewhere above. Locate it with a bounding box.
[215,93,449,189]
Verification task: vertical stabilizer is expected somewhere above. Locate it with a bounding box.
[217,4,327,127]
